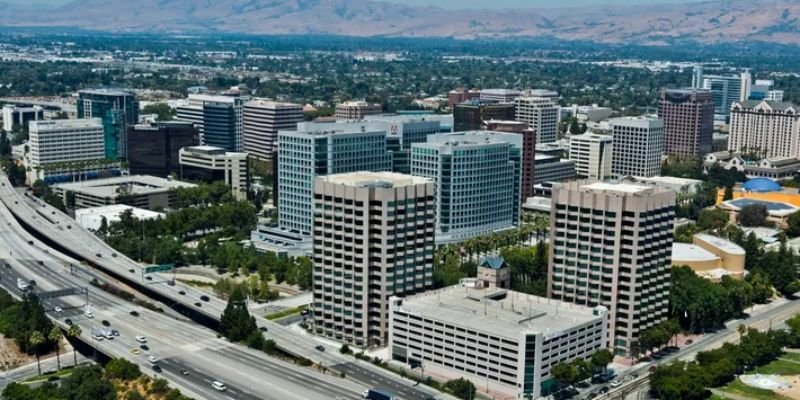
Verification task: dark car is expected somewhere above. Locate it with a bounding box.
[259,326,268,332]
[599,387,609,394]
[29,280,36,286]
[128,269,135,273]
[200,295,210,302]
[140,344,149,351]
[111,330,119,336]
[101,320,110,327]
[64,318,73,326]
[145,276,152,281]
[27,240,33,245]
[130,310,140,317]
[111,253,117,258]
[152,365,162,373]
[194,302,202,307]
[95,253,102,258]
[315,345,325,352]
[179,290,186,295]
[167,280,175,286]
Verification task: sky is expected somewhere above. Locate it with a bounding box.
[6,0,702,6]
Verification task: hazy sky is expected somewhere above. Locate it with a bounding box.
[6,0,702,7]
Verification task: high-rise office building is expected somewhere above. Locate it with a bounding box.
[77,89,138,159]
[362,115,442,174]
[127,122,199,177]
[447,88,480,108]
[278,123,392,235]
[176,94,245,152]
[569,133,613,179]
[658,89,715,157]
[728,100,800,159]
[480,89,522,103]
[312,171,435,346]
[483,120,537,201]
[610,116,664,178]
[453,100,516,131]
[692,69,752,120]
[242,100,303,160]
[335,100,383,120]
[179,146,250,201]
[27,118,111,184]
[515,95,560,144]
[2,104,43,133]
[412,131,521,244]
[548,181,675,355]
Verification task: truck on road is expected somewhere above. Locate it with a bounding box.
[362,389,395,400]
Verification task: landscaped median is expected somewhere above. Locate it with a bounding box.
[264,305,307,321]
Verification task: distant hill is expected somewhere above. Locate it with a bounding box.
[2,0,800,45]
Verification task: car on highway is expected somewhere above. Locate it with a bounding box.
[84,310,94,319]
[140,344,149,351]
[111,253,117,258]
[180,369,189,376]
[95,253,101,258]
[194,302,202,307]
[5,264,10,269]
[111,329,119,336]
[101,320,110,327]
[145,276,152,281]
[300,309,310,316]
[152,365,162,373]
[135,335,147,343]
[599,386,610,394]
[200,295,210,302]
[130,349,141,355]
[64,318,72,326]
[259,326,268,332]
[315,345,325,352]
[54,306,62,313]
[610,380,622,388]
[148,356,158,363]
[211,381,227,392]
[178,290,186,295]
[128,269,135,273]
[129,311,139,317]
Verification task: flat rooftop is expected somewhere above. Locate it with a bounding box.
[672,242,718,262]
[396,285,604,340]
[723,198,798,216]
[694,233,745,255]
[319,171,431,188]
[53,175,195,197]
[582,181,653,194]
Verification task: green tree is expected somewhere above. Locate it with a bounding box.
[340,344,351,354]
[590,349,614,375]
[142,103,176,121]
[105,358,142,381]
[47,326,62,371]
[219,285,257,342]
[697,208,729,231]
[444,377,476,400]
[67,324,82,366]
[737,204,769,227]
[788,212,800,237]
[723,185,734,201]
[551,362,578,386]
[28,330,45,376]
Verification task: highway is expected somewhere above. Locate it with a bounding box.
[0,176,445,400]
[0,190,371,400]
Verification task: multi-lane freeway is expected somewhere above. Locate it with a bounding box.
[0,175,445,400]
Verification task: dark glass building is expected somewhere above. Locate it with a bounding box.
[658,89,715,157]
[127,122,199,177]
[77,89,138,159]
[453,100,515,131]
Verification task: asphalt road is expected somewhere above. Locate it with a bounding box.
[0,177,448,400]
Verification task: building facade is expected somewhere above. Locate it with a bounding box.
[548,181,675,355]
[277,123,392,235]
[515,96,559,144]
[447,88,480,108]
[610,116,664,178]
[77,89,138,159]
[692,69,751,120]
[312,172,435,346]
[363,115,443,174]
[242,100,303,160]
[176,94,245,152]
[483,120,538,202]
[179,145,250,201]
[569,133,613,180]
[2,104,43,133]
[412,132,521,244]
[453,100,516,132]
[52,175,195,210]
[389,286,608,399]
[127,122,199,177]
[658,89,715,157]
[334,100,383,120]
[728,100,800,159]
[480,89,522,103]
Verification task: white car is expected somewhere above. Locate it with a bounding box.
[148,356,158,363]
[212,381,227,392]
[135,336,147,343]
[54,306,62,313]
[610,380,622,388]
[84,311,94,319]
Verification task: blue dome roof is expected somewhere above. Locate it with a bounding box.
[742,178,781,193]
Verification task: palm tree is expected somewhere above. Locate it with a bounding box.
[48,326,62,371]
[29,330,45,376]
[67,325,82,367]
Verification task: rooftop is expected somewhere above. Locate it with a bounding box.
[631,175,704,187]
[78,88,135,97]
[74,204,164,220]
[319,171,431,188]
[722,198,798,216]
[672,242,719,262]
[244,99,302,109]
[29,118,103,130]
[582,181,654,194]
[694,233,746,255]
[53,175,195,197]
[395,285,605,340]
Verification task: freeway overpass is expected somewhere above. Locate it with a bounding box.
[0,185,371,400]
[0,98,77,114]
[0,176,444,400]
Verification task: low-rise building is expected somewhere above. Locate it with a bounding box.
[179,145,250,201]
[74,204,164,232]
[704,151,800,181]
[389,285,608,400]
[671,233,745,281]
[52,175,195,210]
[719,198,798,229]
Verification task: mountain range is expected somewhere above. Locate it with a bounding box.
[2,0,800,45]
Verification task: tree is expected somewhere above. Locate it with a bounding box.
[340,344,351,354]
[47,326,61,371]
[28,330,45,376]
[105,358,142,381]
[444,377,476,400]
[67,324,82,366]
[723,185,734,201]
[697,208,729,231]
[142,103,176,121]
[590,349,614,375]
[551,362,578,386]
[737,204,769,227]
[219,285,257,342]
[788,212,800,237]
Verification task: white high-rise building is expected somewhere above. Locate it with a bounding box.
[569,133,613,179]
[176,94,245,151]
[549,181,675,355]
[728,100,800,159]
[27,118,108,184]
[610,116,663,178]
[515,96,560,143]
[242,100,303,160]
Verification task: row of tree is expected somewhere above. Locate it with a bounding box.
[550,349,615,387]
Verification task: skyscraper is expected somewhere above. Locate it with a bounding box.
[27,118,109,184]
[176,94,245,152]
[483,120,537,201]
[548,180,675,355]
[728,100,800,159]
[412,131,521,244]
[277,123,392,235]
[692,70,752,120]
[569,133,613,179]
[515,95,559,144]
[312,171,435,346]
[77,89,138,159]
[610,116,664,178]
[335,100,383,120]
[242,100,303,160]
[658,89,715,157]
[127,122,199,177]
